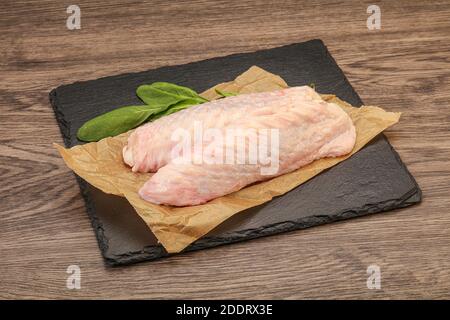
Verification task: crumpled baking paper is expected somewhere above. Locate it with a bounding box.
[55,66,401,253]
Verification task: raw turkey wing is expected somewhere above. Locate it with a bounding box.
[123,86,356,206]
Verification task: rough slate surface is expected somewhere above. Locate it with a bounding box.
[49,39,421,266]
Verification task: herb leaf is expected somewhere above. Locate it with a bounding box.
[150,99,197,121]
[137,82,207,109]
[77,82,210,142]
[215,88,238,97]
[77,105,157,142]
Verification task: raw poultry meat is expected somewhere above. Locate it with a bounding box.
[123,86,356,206]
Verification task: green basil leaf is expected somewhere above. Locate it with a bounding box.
[77,105,156,142]
[215,88,238,97]
[77,82,209,142]
[150,99,198,121]
[137,82,208,109]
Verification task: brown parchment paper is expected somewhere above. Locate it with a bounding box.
[55,66,401,253]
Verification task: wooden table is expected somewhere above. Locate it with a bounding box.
[1,0,449,299]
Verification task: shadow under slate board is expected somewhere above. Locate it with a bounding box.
[50,39,421,266]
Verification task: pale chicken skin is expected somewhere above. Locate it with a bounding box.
[123,86,356,206]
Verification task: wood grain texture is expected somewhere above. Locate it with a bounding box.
[0,0,449,299]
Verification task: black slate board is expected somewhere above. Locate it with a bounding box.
[49,39,421,266]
